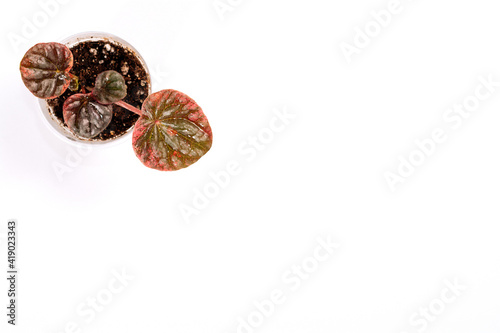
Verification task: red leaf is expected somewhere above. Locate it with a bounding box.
[20,42,74,99]
[132,90,213,171]
[63,94,113,139]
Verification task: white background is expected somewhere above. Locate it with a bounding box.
[1,0,500,332]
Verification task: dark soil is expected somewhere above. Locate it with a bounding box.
[47,39,150,141]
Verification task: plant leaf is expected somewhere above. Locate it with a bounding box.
[20,42,74,99]
[63,94,113,139]
[132,89,213,171]
[92,70,127,104]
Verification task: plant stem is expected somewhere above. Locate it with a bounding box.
[115,100,142,115]
[68,73,79,91]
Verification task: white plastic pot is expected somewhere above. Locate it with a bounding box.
[38,31,151,147]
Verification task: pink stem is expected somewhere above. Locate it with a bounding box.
[115,100,142,115]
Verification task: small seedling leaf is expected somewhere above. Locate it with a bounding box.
[92,70,127,104]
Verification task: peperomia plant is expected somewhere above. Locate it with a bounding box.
[20,42,212,171]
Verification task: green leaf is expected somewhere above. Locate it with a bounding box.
[92,70,127,104]
[63,94,113,139]
[132,89,213,171]
[20,42,75,99]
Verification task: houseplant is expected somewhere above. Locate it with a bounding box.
[19,35,213,171]
[39,32,152,146]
